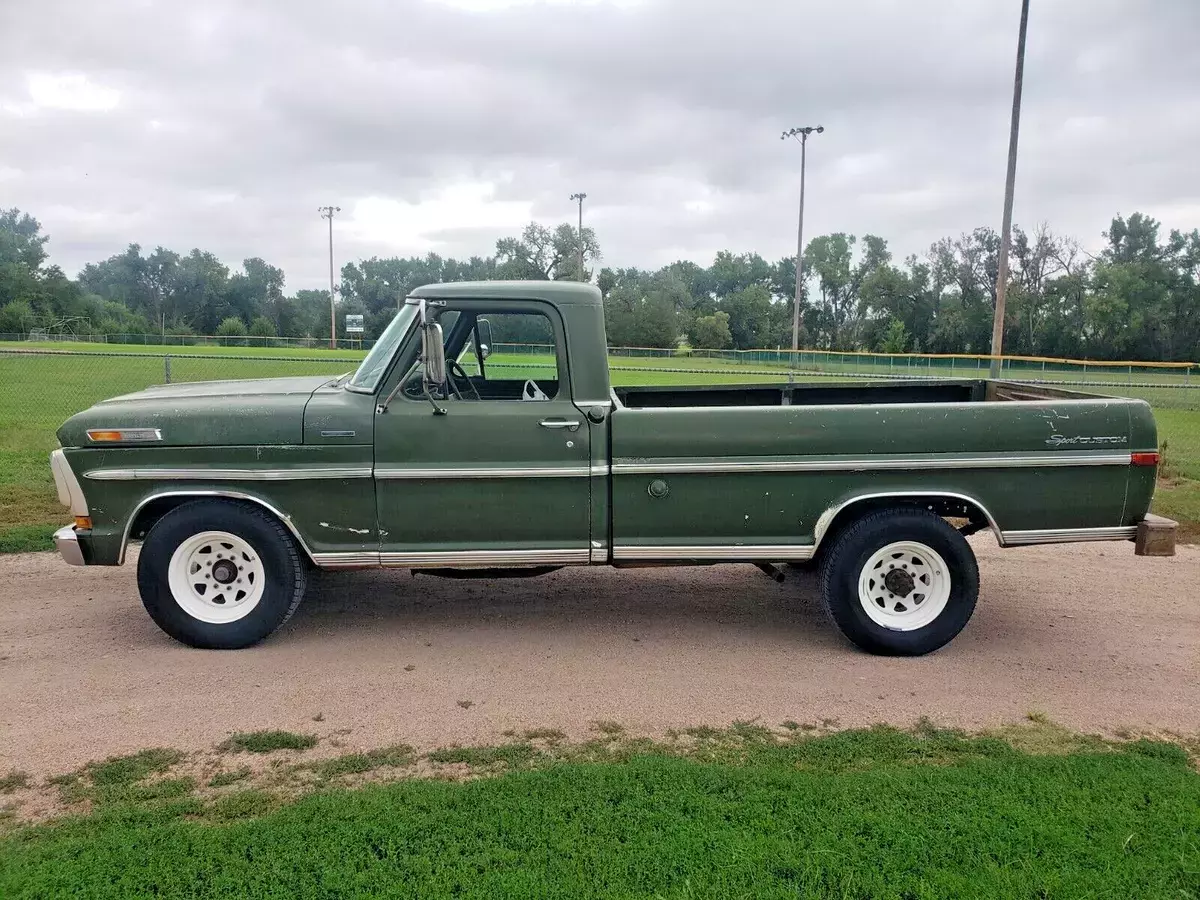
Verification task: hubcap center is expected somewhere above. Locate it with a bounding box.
[883,568,915,597]
[211,559,237,585]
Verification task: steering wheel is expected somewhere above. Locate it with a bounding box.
[447,359,480,400]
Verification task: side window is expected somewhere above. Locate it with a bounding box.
[460,312,561,401]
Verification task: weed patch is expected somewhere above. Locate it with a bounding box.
[221,731,317,754]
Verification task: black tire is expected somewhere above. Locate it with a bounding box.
[818,507,978,656]
[136,499,307,649]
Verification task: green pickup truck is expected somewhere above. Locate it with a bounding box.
[50,281,1175,655]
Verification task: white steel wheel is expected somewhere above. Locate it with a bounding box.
[856,540,951,632]
[167,530,266,624]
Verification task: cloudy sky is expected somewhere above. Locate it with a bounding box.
[2,0,1197,290]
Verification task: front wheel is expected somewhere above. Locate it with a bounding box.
[819,507,978,656]
[137,499,308,649]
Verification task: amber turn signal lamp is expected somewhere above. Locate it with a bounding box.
[86,428,162,443]
[74,516,92,530]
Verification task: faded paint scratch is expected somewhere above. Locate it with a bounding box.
[318,521,373,535]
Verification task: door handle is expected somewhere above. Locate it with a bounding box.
[539,418,581,432]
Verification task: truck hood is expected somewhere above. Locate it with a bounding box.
[57,375,337,448]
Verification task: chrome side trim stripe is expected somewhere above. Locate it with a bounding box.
[312,548,596,569]
[612,544,816,561]
[612,453,1132,475]
[590,463,610,476]
[379,549,589,567]
[312,551,380,568]
[376,466,591,480]
[1001,526,1138,546]
[88,467,372,481]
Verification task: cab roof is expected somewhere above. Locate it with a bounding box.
[409,280,602,307]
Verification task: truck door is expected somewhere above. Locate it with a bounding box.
[373,302,592,567]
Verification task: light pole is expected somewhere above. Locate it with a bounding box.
[318,205,341,349]
[989,0,1030,378]
[569,192,587,280]
[781,125,823,353]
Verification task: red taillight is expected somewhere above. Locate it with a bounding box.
[1131,451,1159,467]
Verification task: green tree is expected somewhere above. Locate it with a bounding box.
[878,318,910,353]
[927,228,999,354]
[0,299,34,333]
[603,273,679,348]
[248,316,277,339]
[496,222,600,281]
[804,233,891,350]
[859,258,936,352]
[216,316,247,340]
[720,285,771,349]
[690,311,732,349]
[0,208,49,271]
[227,258,285,329]
[174,250,231,334]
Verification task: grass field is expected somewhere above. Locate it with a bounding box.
[2,341,1198,549]
[2,724,1198,898]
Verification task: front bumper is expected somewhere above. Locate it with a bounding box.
[54,525,86,566]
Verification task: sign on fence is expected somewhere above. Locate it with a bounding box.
[345,314,364,335]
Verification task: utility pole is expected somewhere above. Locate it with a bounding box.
[989,0,1030,378]
[569,192,587,280]
[781,126,824,353]
[318,205,341,349]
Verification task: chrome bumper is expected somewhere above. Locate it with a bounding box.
[54,525,86,566]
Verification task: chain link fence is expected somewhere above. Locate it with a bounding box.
[0,332,377,351]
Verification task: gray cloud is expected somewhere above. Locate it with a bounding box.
[1,0,1197,291]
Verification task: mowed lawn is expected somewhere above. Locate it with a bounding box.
[2,343,1198,549]
[2,726,1199,899]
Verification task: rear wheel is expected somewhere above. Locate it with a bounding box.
[819,507,978,655]
[137,500,307,649]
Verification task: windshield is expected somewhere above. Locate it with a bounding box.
[347,303,419,392]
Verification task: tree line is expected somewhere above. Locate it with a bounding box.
[1,206,1197,361]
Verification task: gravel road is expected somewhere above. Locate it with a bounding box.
[1,539,1196,774]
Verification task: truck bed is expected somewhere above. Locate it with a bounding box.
[612,379,1099,409]
[607,377,1158,555]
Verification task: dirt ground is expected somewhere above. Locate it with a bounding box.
[1,538,1197,775]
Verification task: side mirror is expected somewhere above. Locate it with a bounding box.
[477,317,493,361]
[421,322,446,391]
